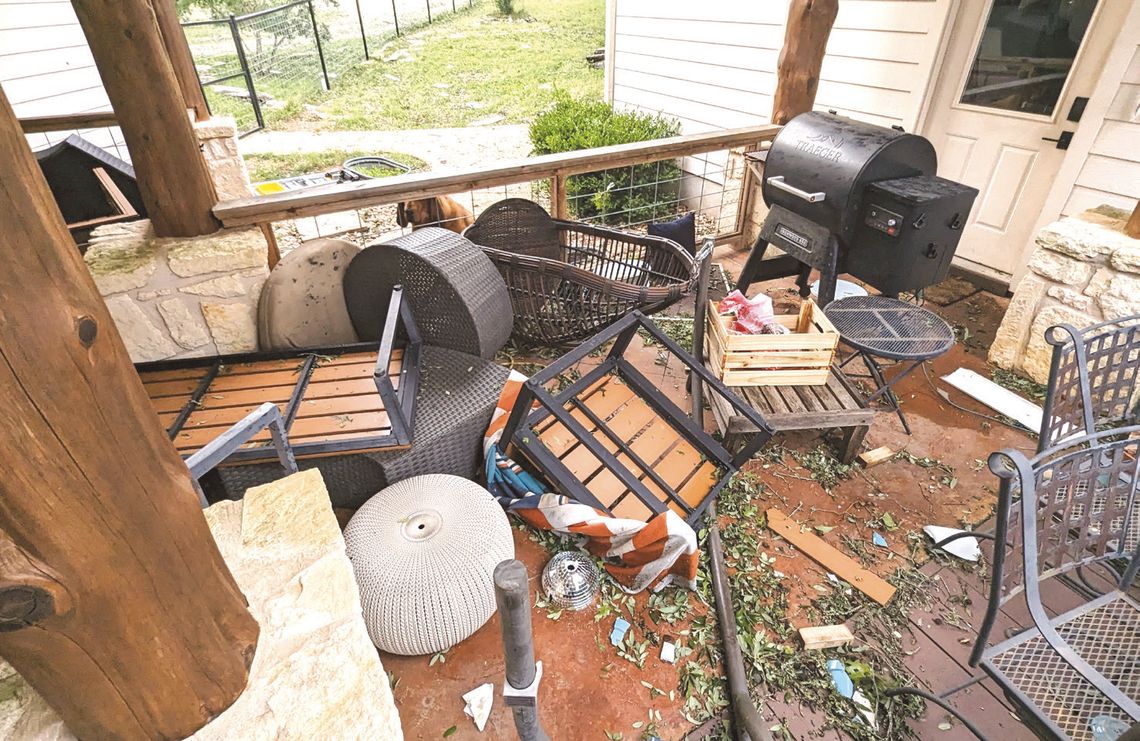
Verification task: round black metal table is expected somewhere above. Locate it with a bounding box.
[824,295,955,434]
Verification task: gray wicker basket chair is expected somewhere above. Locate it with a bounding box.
[1039,314,1140,451]
[463,198,699,345]
[343,227,513,359]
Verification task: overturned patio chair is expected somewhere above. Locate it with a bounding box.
[1039,314,1140,451]
[464,198,701,345]
[497,310,774,525]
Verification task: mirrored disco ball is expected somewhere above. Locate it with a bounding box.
[541,552,599,611]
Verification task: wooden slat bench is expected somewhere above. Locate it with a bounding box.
[137,286,421,465]
[705,365,874,464]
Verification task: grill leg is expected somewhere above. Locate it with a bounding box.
[859,354,928,435]
[735,235,770,294]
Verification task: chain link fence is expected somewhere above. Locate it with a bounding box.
[183,0,477,135]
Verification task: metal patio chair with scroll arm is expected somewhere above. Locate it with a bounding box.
[968,426,1140,740]
[1038,314,1140,452]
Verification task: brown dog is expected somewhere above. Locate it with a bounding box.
[395,196,474,234]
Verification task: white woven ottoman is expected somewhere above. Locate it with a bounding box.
[344,474,515,655]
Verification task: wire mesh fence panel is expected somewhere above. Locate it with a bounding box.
[311,0,367,83]
[236,2,326,100]
[358,0,399,54]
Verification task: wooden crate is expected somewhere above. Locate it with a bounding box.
[705,299,839,386]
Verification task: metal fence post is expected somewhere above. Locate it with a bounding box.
[228,15,265,131]
[452,0,457,12]
[425,0,432,23]
[307,0,331,90]
[354,0,369,59]
[493,560,550,741]
[390,0,400,35]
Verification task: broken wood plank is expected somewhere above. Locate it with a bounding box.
[766,509,897,605]
[799,624,854,650]
[858,446,894,468]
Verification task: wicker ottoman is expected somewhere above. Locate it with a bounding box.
[343,227,513,359]
[344,474,515,655]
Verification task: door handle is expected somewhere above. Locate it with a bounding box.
[1042,131,1074,150]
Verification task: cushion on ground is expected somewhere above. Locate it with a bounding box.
[344,474,515,655]
[258,238,361,350]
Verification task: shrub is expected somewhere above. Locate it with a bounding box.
[494,0,516,15]
[529,95,682,225]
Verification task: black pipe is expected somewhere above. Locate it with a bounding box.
[707,501,774,741]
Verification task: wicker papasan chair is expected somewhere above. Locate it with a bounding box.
[463,198,700,345]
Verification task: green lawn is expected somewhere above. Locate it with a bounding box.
[244,149,428,182]
[295,0,604,130]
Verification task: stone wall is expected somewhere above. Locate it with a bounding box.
[989,206,1140,383]
[195,118,255,201]
[84,219,268,362]
[0,469,404,740]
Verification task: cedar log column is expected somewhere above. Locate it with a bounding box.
[0,87,258,739]
[154,0,211,122]
[1126,201,1140,239]
[72,0,220,237]
[771,0,838,125]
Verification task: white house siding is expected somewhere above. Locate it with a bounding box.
[1061,45,1140,216]
[611,0,954,131]
[0,0,127,159]
[609,0,954,229]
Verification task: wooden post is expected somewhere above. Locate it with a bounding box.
[0,87,258,740]
[771,0,838,125]
[72,0,220,237]
[551,174,570,220]
[1126,201,1140,239]
[153,0,210,122]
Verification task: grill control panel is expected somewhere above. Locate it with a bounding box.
[864,205,904,237]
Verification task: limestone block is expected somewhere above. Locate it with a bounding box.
[202,301,258,354]
[167,228,267,278]
[180,274,248,298]
[195,117,254,201]
[83,239,158,296]
[240,469,344,554]
[988,274,1048,370]
[1097,273,1140,321]
[157,299,211,350]
[1084,267,1115,298]
[104,294,178,362]
[1046,286,1096,313]
[1020,305,1097,383]
[1037,215,1136,260]
[1027,249,1093,285]
[1110,244,1140,274]
[136,287,176,301]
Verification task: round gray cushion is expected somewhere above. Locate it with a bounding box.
[344,474,515,655]
[258,238,361,350]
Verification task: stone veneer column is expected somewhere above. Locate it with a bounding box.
[195,118,256,201]
[84,220,269,362]
[989,205,1140,383]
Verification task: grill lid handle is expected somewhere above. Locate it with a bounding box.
[766,176,826,203]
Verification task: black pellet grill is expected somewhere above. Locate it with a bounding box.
[736,112,978,304]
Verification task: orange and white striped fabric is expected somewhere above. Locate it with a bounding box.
[483,372,699,593]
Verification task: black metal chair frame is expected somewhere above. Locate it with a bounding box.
[139,285,422,462]
[498,310,774,526]
[1039,314,1140,452]
[185,402,298,507]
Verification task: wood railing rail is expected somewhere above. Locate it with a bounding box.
[213,124,781,229]
[19,112,119,135]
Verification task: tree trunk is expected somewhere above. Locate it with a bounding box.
[771,0,839,125]
[153,0,211,122]
[72,0,221,237]
[0,87,258,740]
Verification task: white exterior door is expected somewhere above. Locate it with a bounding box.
[922,0,1129,282]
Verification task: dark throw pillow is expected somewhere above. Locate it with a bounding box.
[648,211,697,255]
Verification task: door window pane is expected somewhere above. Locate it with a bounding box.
[960,0,1098,115]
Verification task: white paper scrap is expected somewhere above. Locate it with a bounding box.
[923,525,982,562]
[463,683,494,732]
[941,368,1043,432]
